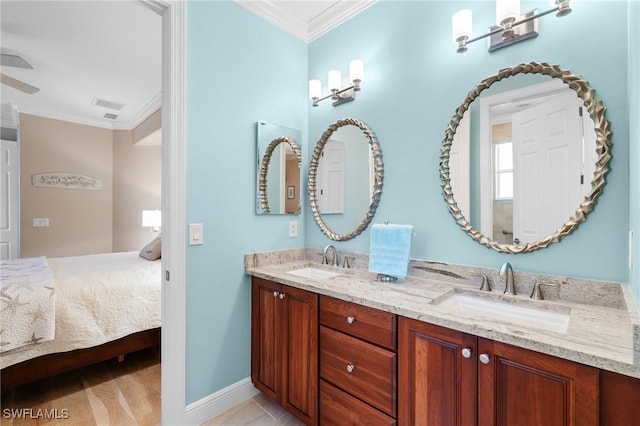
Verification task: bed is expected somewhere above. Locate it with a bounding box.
[0,251,161,390]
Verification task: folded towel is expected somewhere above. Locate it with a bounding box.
[369,224,413,279]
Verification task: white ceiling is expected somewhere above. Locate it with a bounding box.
[0,1,372,131]
[1,1,161,130]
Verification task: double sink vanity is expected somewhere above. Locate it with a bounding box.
[251,61,638,424]
[246,248,640,426]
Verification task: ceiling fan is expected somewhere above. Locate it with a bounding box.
[0,53,40,94]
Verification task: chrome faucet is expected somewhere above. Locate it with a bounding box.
[323,245,339,267]
[499,262,516,295]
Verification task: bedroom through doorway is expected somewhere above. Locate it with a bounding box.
[0,1,168,423]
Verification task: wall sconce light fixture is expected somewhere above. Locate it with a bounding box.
[309,59,363,107]
[452,0,572,53]
[142,209,161,235]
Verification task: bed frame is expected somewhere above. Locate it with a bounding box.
[1,327,160,392]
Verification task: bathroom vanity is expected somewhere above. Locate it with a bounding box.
[246,249,640,426]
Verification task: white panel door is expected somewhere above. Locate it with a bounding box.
[512,91,583,244]
[0,139,19,259]
[317,139,345,214]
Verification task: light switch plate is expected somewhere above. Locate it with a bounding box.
[33,218,49,227]
[189,223,203,245]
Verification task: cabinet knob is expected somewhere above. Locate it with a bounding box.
[346,364,355,373]
[461,348,472,358]
[346,316,355,324]
[279,293,285,299]
[273,291,279,298]
[479,353,490,364]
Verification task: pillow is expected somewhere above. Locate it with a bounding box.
[139,237,161,260]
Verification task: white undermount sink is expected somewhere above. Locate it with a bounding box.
[286,267,343,280]
[434,291,571,334]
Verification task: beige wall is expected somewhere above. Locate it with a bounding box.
[133,109,161,144]
[285,156,300,214]
[19,111,161,258]
[20,114,113,257]
[112,126,162,252]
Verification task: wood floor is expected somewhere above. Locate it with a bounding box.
[0,347,161,426]
[1,348,302,426]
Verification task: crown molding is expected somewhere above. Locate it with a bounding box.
[113,92,162,130]
[15,104,115,129]
[234,0,376,43]
[235,1,308,42]
[12,93,162,131]
[308,0,376,42]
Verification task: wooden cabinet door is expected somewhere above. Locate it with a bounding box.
[600,369,640,425]
[398,318,477,426]
[477,338,599,426]
[281,285,318,425]
[251,277,282,402]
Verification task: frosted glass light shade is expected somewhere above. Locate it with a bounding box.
[452,9,473,42]
[309,79,321,99]
[349,59,364,82]
[142,210,161,228]
[496,0,520,23]
[328,70,341,91]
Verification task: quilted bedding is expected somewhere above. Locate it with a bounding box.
[0,251,161,369]
[0,257,55,353]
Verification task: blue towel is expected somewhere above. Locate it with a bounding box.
[369,224,413,278]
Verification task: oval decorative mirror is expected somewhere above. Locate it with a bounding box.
[440,62,612,253]
[256,121,302,215]
[309,118,383,241]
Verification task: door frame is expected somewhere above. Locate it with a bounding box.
[150,1,187,424]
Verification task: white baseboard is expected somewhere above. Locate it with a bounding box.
[185,377,259,425]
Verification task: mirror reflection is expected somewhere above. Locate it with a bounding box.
[256,121,302,215]
[309,118,383,241]
[441,62,611,253]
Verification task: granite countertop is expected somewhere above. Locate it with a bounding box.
[245,248,640,379]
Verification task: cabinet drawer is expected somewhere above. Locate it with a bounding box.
[320,326,397,417]
[320,379,396,426]
[320,295,397,350]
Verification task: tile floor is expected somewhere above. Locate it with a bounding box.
[203,393,304,425]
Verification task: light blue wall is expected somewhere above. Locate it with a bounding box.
[186,1,307,403]
[184,0,637,404]
[307,0,631,283]
[629,0,640,303]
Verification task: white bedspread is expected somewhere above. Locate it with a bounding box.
[0,257,55,353]
[1,252,161,369]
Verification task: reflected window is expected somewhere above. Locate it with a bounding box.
[493,141,513,200]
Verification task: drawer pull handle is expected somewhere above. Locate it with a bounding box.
[346,316,355,324]
[273,291,279,298]
[279,293,285,299]
[479,353,490,364]
[461,348,472,358]
[346,364,355,373]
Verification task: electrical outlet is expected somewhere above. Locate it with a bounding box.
[288,220,298,238]
[33,218,49,227]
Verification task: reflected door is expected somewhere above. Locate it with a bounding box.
[317,139,345,214]
[450,112,471,219]
[512,91,583,244]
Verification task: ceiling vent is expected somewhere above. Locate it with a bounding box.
[91,97,125,111]
[104,113,118,120]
